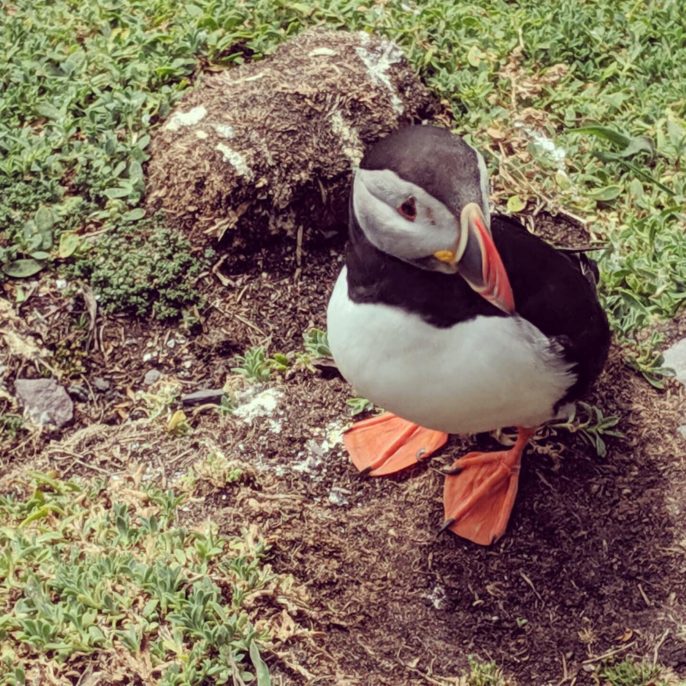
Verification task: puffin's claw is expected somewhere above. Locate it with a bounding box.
[438,517,457,535]
[440,465,463,476]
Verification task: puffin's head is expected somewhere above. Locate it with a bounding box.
[352,125,514,313]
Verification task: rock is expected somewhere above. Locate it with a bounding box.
[234,387,282,422]
[181,388,226,406]
[147,29,441,248]
[328,487,351,507]
[15,378,74,428]
[663,337,686,386]
[93,376,110,392]
[144,369,162,386]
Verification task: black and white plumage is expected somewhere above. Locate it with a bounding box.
[326,125,610,545]
[328,125,609,435]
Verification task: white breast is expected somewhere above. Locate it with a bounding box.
[327,269,575,434]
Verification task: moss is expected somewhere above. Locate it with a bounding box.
[69,217,204,320]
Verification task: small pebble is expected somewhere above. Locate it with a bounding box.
[181,388,225,406]
[15,378,74,428]
[328,487,351,507]
[144,369,162,385]
[93,377,110,392]
[663,338,686,385]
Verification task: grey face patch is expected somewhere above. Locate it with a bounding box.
[352,169,460,262]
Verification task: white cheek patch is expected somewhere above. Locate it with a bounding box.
[353,169,459,260]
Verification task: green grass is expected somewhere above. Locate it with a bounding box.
[466,655,508,686]
[0,472,276,685]
[600,658,668,686]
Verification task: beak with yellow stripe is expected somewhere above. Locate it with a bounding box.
[433,202,515,315]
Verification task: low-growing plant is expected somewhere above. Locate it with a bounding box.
[295,328,333,372]
[232,346,291,382]
[0,473,278,684]
[232,346,274,382]
[138,381,182,421]
[179,450,246,494]
[347,396,373,416]
[0,414,25,441]
[303,328,331,359]
[600,658,666,686]
[552,401,625,458]
[66,219,204,320]
[467,655,508,686]
[167,409,192,436]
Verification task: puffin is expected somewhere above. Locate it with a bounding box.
[326,125,610,546]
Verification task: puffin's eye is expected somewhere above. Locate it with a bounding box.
[398,197,417,221]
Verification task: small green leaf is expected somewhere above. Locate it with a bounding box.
[34,206,55,232]
[667,118,685,148]
[250,642,271,686]
[286,2,314,15]
[588,185,622,202]
[128,160,143,183]
[554,169,572,190]
[88,625,106,643]
[35,103,61,120]
[467,45,484,67]
[121,208,146,222]
[58,233,82,258]
[347,397,372,416]
[3,258,45,278]
[104,186,132,199]
[573,125,632,148]
[60,49,86,75]
[185,3,203,17]
[619,135,654,158]
[24,231,42,250]
[506,195,526,213]
[20,504,64,526]
[628,178,644,199]
[575,126,653,158]
[142,599,159,618]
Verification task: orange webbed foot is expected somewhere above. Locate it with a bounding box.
[344,412,448,476]
[442,427,534,546]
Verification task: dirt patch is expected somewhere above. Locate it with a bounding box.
[3,224,686,685]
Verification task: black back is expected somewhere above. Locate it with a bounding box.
[346,212,610,405]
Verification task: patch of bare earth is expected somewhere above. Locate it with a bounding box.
[2,228,685,685]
